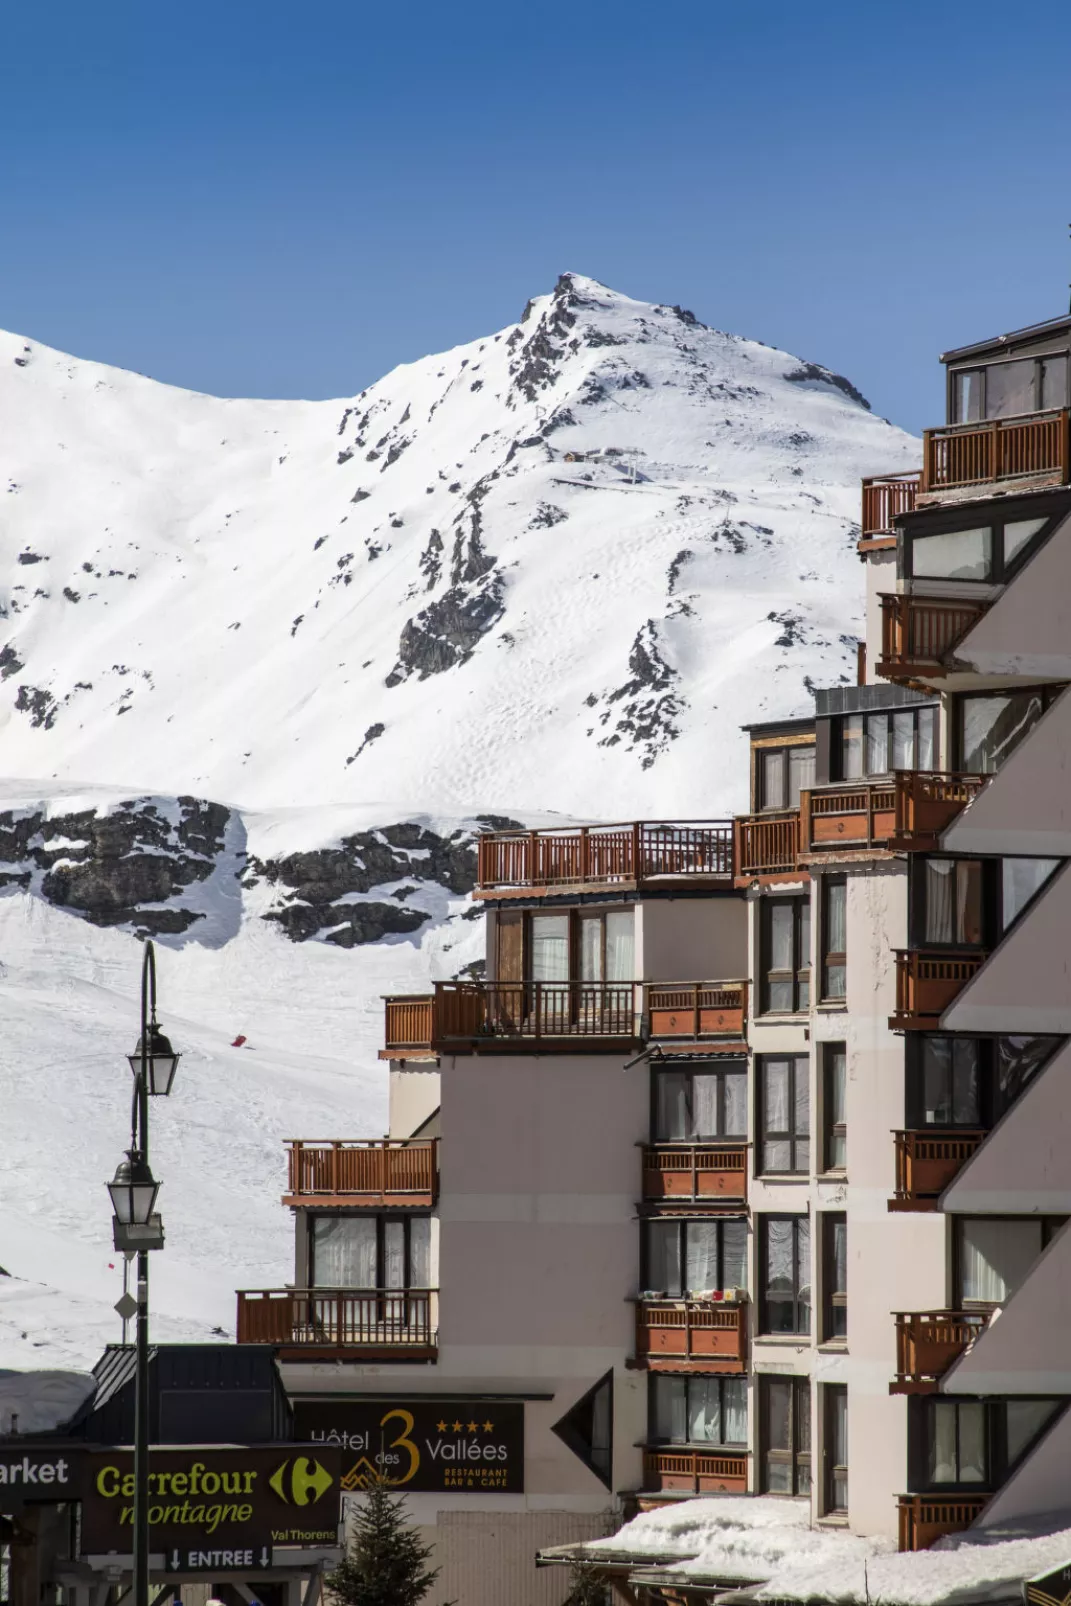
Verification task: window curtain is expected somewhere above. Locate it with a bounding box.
[652,1377,687,1443]
[605,909,634,980]
[692,1074,720,1137]
[531,914,569,980]
[688,1378,723,1443]
[311,1217,376,1287]
[647,1221,683,1296]
[788,747,815,804]
[720,1218,748,1291]
[892,710,916,770]
[685,1220,721,1293]
[408,1218,431,1287]
[722,1378,747,1444]
[960,1219,1042,1304]
[656,1073,689,1140]
[722,1071,747,1138]
[866,717,888,776]
[925,861,955,944]
[580,917,603,981]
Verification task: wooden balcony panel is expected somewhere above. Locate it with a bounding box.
[889,1130,985,1212]
[643,1448,748,1496]
[383,996,435,1054]
[876,594,991,683]
[236,1288,438,1359]
[475,821,734,896]
[897,1494,988,1552]
[733,809,804,884]
[647,981,748,1042]
[284,1139,438,1208]
[891,1310,989,1394]
[922,409,1070,495]
[635,1299,748,1373]
[802,783,896,856]
[889,771,986,849]
[642,1143,748,1204]
[861,472,921,543]
[891,950,987,1031]
[383,980,644,1057]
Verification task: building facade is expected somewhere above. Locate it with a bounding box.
[234,310,1071,1599]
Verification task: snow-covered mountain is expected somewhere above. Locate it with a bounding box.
[0,273,920,1371]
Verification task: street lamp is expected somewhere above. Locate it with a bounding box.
[106,940,180,1606]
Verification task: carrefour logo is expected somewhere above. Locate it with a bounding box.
[268,1458,333,1506]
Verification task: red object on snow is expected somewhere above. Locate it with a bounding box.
[231,1035,247,1048]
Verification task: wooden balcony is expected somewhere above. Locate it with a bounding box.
[889,1129,985,1212]
[922,409,1069,496]
[861,472,921,546]
[876,593,990,682]
[647,981,748,1043]
[382,980,643,1058]
[475,821,733,897]
[897,1494,988,1552]
[634,1298,748,1373]
[643,1448,748,1496]
[891,1310,989,1394]
[801,772,986,860]
[642,1143,748,1204]
[235,1288,438,1360]
[283,1139,438,1208]
[733,809,803,884]
[891,949,987,1030]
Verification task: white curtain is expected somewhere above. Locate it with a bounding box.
[409,1218,431,1287]
[720,1219,748,1290]
[692,1074,720,1137]
[605,910,634,980]
[647,1221,682,1295]
[656,1073,688,1140]
[722,1379,747,1444]
[531,914,569,981]
[685,1221,720,1292]
[688,1378,723,1443]
[311,1217,376,1287]
[925,860,955,944]
[960,1219,1041,1304]
[723,1071,747,1138]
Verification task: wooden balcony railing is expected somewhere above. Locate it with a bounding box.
[642,1143,748,1203]
[892,949,987,1029]
[383,980,643,1056]
[733,809,802,881]
[476,821,733,895]
[891,1310,989,1394]
[897,1494,989,1552]
[801,772,986,857]
[862,472,921,538]
[643,1448,748,1495]
[635,1298,748,1373]
[647,981,748,1041]
[236,1288,438,1356]
[877,593,990,680]
[890,1129,985,1211]
[923,409,1069,493]
[284,1140,438,1207]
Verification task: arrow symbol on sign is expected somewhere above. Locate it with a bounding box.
[170,1552,179,1569]
[259,1548,269,1567]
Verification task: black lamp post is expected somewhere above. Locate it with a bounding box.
[106,940,181,1606]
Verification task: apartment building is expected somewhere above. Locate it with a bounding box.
[234,308,1071,1599]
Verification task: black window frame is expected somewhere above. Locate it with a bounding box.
[820,1213,847,1344]
[822,1383,848,1516]
[903,496,1064,587]
[909,1395,1064,1493]
[906,1034,1060,1131]
[948,355,1070,427]
[954,684,1066,777]
[759,1214,811,1336]
[651,1061,748,1142]
[760,1375,811,1496]
[833,704,939,781]
[822,1042,847,1173]
[647,1374,748,1449]
[911,854,1061,950]
[759,895,811,1015]
[552,1370,614,1489]
[820,876,847,1003]
[952,1215,1065,1311]
[757,743,816,812]
[308,1211,432,1291]
[642,1213,748,1298]
[757,1054,810,1176]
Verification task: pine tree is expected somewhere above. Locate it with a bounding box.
[326,1476,444,1606]
[563,1563,610,1606]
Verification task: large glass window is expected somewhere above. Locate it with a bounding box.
[959,690,1056,775]
[654,1067,747,1140]
[929,1400,987,1485]
[650,1376,747,1446]
[761,1376,811,1495]
[760,896,810,1013]
[838,706,937,779]
[531,913,570,981]
[823,1044,847,1171]
[1040,355,1068,411]
[919,1036,982,1127]
[578,909,634,981]
[911,1035,1058,1130]
[761,1216,811,1335]
[920,1398,1060,1490]
[953,370,983,423]
[760,744,815,810]
[956,1217,1052,1307]
[644,1217,747,1297]
[310,1215,431,1289]
[823,1385,848,1515]
[912,526,992,582]
[923,858,984,946]
[1002,857,1061,929]
[986,359,1035,419]
[759,1056,809,1175]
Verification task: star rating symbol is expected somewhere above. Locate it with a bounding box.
[452,1420,463,1432]
[483,1419,494,1432]
[467,1420,478,1433]
[436,1420,447,1432]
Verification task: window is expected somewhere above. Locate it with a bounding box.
[580,908,634,981]
[821,1214,847,1343]
[310,1214,431,1289]
[922,858,984,946]
[654,1066,747,1140]
[955,1217,1060,1307]
[760,896,810,1013]
[531,913,570,981]
[917,1397,1060,1490]
[552,1370,613,1488]
[950,356,1069,424]
[644,1216,748,1297]
[1041,355,1068,411]
[958,688,1063,775]
[759,1056,809,1175]
[910,1035,1058,1130]
[837,706,937,779]
[823,1044,847,1171]
[1002,857,1062,929]
[509,909,636,984]
[760,1215,811,1335]
[760,744,816,810]
[649,1375,747,1447]
[761,1376,811,1495]
[953,370,983,423]
[823,1385,848,1515]
[908,512,1052,585]
[821,877,847,1001]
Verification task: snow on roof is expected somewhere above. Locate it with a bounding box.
[0,1368,96,1435]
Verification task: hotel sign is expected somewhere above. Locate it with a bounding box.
[1025,1560,1071,1606]
[292,1399,525,1493]
[80,1447,342,1555]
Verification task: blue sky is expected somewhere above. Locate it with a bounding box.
[2,0,1068,432]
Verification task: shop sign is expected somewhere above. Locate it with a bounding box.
[164,1543,274,1573]
[0,1447,83,1510]
[292,1399,524,1494]
[1025,1559,1071,1606]
[81,1447,342,1556]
